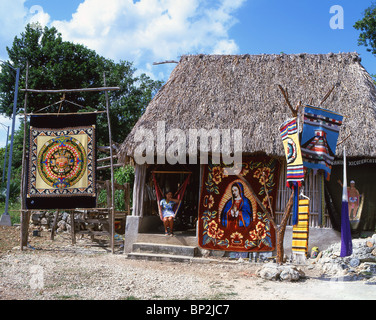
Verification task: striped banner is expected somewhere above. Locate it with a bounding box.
[279,117,304,187]
[292,198,310,256]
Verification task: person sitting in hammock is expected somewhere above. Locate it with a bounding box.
[160,191,180,236]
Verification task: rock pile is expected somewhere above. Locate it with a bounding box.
[256,234,376,283]
[257,263,306,282]
[312,234,376,283]
[30,211,107,234]
[31,211,71,233]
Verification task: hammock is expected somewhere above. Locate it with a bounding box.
[152,171,191,220]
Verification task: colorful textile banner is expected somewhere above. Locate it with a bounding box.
[292,198,310,256]
[198,156,279,252]
[279,117,304,225]
[340,147,353,257]
[26,113,97,209]
[279,117,304,187]
[301,105,343,179]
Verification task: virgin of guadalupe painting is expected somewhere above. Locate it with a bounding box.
[220,181,253,229]
[198,156,280,252]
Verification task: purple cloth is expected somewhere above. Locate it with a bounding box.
[340,146,352,257]
[340,200,352,257]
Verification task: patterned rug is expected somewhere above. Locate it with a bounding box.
[198,156,280,252]
[301,105,343,179]
[26,113,96,209]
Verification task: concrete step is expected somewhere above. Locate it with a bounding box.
[127,252,195,263]
[136,232,197,247]
[132,242,198,257]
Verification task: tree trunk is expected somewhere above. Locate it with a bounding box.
[236,174,295,265]
[276,192,294,264]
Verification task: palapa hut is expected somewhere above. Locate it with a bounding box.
[119,52,376,254]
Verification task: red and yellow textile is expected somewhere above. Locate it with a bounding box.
[292,198,310,256]
[198,156,280,252]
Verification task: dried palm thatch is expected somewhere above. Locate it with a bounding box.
[119,53,376,162]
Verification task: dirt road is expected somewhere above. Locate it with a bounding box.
[0,226,375,300]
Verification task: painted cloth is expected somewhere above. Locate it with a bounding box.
[301,105,343,180]
[160,199,176,218]
[198,156,280,252]
[279,117,304,225]
[292,198,310,256]
[26,113,96,209]
[279,117,304,187]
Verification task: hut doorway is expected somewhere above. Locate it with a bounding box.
[142,164,201,235]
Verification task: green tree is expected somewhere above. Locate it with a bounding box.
[354,3,376,84]
[0,23,163,145]
[354,3,376,55]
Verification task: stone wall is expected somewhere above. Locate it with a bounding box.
[30,211,107,234]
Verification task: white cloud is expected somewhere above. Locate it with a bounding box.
[0,1,51,60]
[0,0,245,80]
[51,0,246,79]
[29,5,51,27]
[0,0,27,54]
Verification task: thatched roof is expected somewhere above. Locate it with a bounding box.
[119,53,376,161]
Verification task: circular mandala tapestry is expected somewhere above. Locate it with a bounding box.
[37,136,87,189]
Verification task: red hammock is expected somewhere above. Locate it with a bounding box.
[152,172,191,221]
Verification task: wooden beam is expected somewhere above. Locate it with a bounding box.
[151,170,192,174]
[19,111,106,116]
[20,87,120,93]
[97,155,119,163]
[153,60,179,65]
[97,163,123,170]
[278,85,297,117]
[320,82,340,106]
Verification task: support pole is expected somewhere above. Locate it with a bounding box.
[2,125,9,183]
[0,67,20,226]
[20,61,29,248]
[103,73,115,254]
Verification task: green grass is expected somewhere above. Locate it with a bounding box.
[0,200,21,225]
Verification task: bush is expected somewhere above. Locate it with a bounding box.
[98,165,135,210]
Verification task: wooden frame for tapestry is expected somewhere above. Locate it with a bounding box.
[19,61,121,253]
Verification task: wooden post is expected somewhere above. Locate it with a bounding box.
[275,193,294,264]
[20,61,29,250]
[106,180,112,208]
[125,182,130,215]
[50,210,59,240]
[103,73,115,254]
[70,212,76,245]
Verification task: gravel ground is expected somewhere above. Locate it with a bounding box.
[0,226,375,300]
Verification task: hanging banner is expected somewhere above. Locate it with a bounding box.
[340,147,353,257]
[279,117,304,225]
[292,198,310,257]
[26,113,97,209]
[198,156,279,252]
[279,117,304,187]
[301,105,343,179]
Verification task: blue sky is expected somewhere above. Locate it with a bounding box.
[0,0,375,148]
